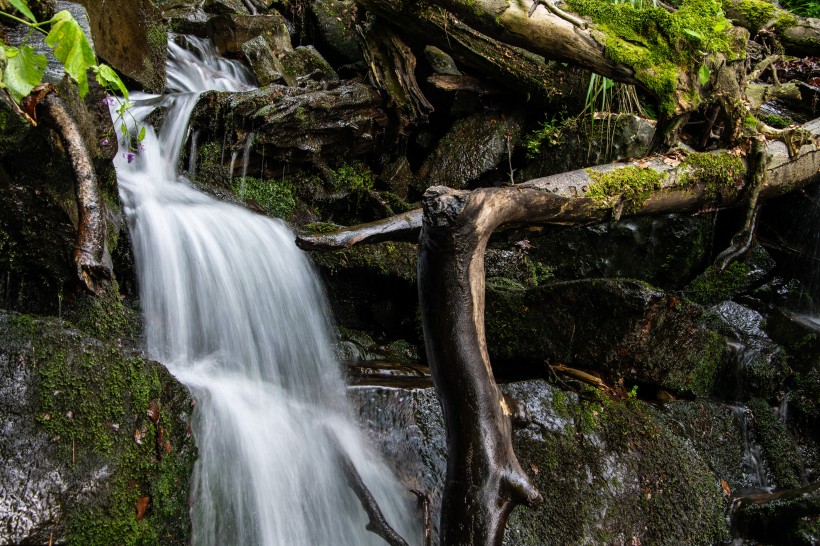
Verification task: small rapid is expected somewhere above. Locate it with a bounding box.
[113,36,416,546]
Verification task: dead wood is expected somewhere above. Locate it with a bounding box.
[39,92,112,294]
[337,445,411,546]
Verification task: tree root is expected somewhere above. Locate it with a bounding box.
[39,91,112,294]
[337,444,411,546]
[528,0,588,29]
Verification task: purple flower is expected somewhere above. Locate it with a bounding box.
[139,142,145,152]
[125,152,136,163]
[101,138,109,147]
[101,95,116,106]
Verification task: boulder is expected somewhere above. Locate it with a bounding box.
[349,379,731,545]
[279,45,339,86]
[208,12,291,56]
[242,35,285,85]
[416,109,525,193]
[0,311,196,545]
[203,0,249,16]
[424,45,461,76]
[77,0,167,92]
[485,278,727,395]
[309,0,363,63]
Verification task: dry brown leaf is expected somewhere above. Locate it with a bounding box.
[147,401,160,424]
[136,495,151,521]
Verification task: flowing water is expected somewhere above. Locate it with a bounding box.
[113,36,416,546]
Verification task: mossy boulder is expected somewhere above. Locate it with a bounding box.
[0,311,196,545]
[208,12,292,56]
[309,0,363,63]
[349,380,731,545]
[485,278,726,395]
[415,109,525,193]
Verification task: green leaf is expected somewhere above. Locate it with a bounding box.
[93,63,128,100]
[137,126,146,142]
[2,44,46,101]
[713,19,729,32]
[7,0,37,23]
[45,10,96,97]
[698,64,710,86]
[683,28,704,41]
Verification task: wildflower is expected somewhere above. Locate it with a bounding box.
[139,142,145,152]
[125,152,136,163]
[101,95,116,106]
[101,138,109,147]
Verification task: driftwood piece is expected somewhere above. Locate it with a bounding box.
[39,92,112,294]
[297,209,422,250]
[426,74,504,95]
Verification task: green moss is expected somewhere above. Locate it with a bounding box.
[4,313,195,545]
[726,0,777,30]
[585,165,664,212]
[677,151,745,200]
[686,262,750,304]
[310,240,417,282]
[305,221,341,233]
[233,176,296,220]
[330,161,375,193]
[749,398,804,488]
[760,113,792,128]
[567,0,743,115]
[772,10,798,31]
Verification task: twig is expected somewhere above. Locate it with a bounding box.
[337,447,410,546]
[410,489,433,546]
[529,0,589,29]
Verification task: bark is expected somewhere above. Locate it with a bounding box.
[39,92,112,294]
[357,20,434,126]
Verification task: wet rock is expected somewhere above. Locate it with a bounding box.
[203,0,249,16]
[416,109,525,192]
[280,46,339,86]
[491,212,713,290]
[733,486,820,546]
[0,312,196,545]
[77,0,167,92]
[485,278,726,395]
[208,12,291,56]
[424,45,461,76]
[309,0,363,63]
[705,301,789,401]
[379,155,414,199]
[349,380,731,545]
[241,35,285,85]
[156,0,210,36]
[748,398,806,489]
[190,83,392,168]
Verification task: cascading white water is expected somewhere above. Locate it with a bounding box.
[113,36,417,545]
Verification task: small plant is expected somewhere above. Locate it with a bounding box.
[778,0,819,18]
[233,176,296,220]
[760,113,792,129]
[0,0,143,152]
[525,115,567,158]
[330,161,374,193]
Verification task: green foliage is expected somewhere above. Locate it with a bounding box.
[585,165,664,211]
[45,9,96,97]
[305,221,340,234]
[686,262,750,303]
[1,44,46,100]
[233,176,296,220]
[526,115,567,158]
[778,0,819,17]
[567,0,742,115]
[330,161,375,193]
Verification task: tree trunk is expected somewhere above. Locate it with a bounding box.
[721,0,820,57]
[299,122,820,545]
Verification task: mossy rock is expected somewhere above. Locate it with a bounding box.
[683,244,776,305]
[0,311,196,545]
[748,397,805,489]
[485,278,726,395]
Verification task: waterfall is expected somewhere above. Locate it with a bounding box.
[113,36,416,545]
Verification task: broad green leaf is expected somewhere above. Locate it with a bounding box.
[683,28,704,41]
[2,44,46,101]
[93,63,128,100]
[45,10,96,97]
[713,19,729,33]
[698,64,710,86]
[137,126,146,142]
[7,0,37,23]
